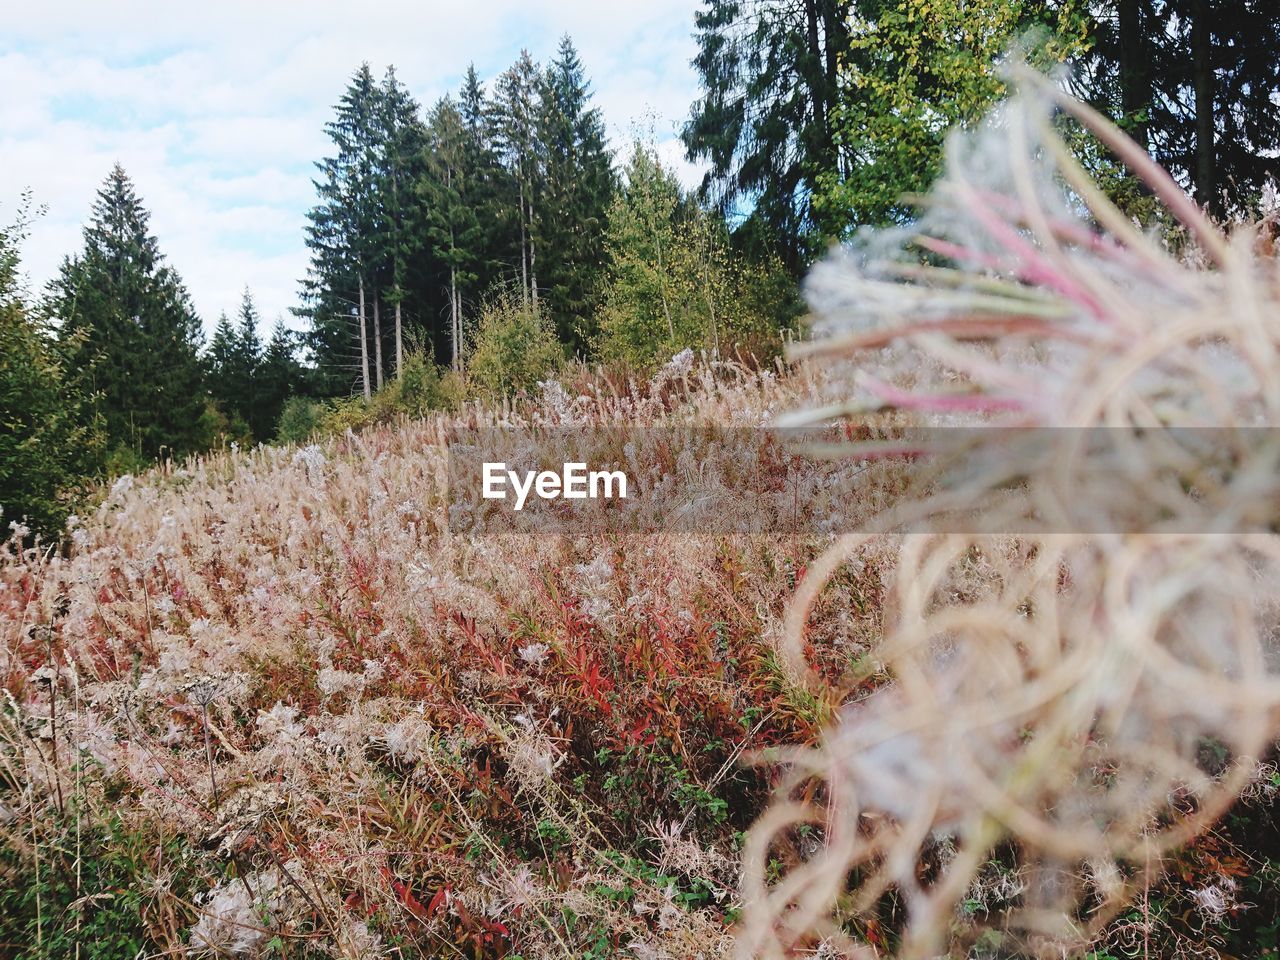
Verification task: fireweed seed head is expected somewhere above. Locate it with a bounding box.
[741,76,1280,960]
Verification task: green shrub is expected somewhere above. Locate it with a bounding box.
[0,202,103,539]
[274,352,468,445]
[315,396,377,436]
[376,351,466,418]
[466,294,563,399]
[592,144,798,371]
[201,397,253,450]
[0,809,202,959]
[274,395,325,444]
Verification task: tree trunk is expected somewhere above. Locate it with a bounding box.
[450,265,460,371]
[653,219,674,343]
[518,183,530,308]
[1192,0,1217,215]
[357,274,371,400]
[529,231,538,314]
[394,294,403,380]
[1118,0,1151,150]
[455,287,462,365]
[373,296,384,391]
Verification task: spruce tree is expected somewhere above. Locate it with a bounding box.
[538,36,615,351]
[458,65,513,307]
[305,63,441,395]
[1045,1,1279,216]
[490,52,546,311]
[205,289,267,441]
[206,310,242,428]
[682,0,853,269]
[375,67,428,380]
[1147,0,1280,214]
[302,64,381,399]
[49,165,208,462]
[257,319,304,440]
[422,97,484,369]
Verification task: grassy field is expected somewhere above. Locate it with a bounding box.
[5,87,1280,960]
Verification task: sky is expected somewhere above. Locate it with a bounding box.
[1,1,709,336]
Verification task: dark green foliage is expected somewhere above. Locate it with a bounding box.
[303,64,441,397]
[0,197,103,540]
[422,96,485,370]
[682,0,853,270]
[535,36,615,350]
[275,394,325,445]
[0,806,202,959]
[47,166,209,463]
[206,288,267,442]
[273,350,463,443]
[301,63,383,398]
[458,64,512,300]
[206,291,303,445]
[302,43,616,391]
[373,67,430,382]
[489,50,546,312]
[1078,0,1280,216]
[256,319,306,441]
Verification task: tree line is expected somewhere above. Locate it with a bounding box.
[5,7,1280,540]
[301,39,617,397]
[684,0,1280,266]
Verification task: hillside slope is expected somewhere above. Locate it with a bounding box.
[1,361,891,958]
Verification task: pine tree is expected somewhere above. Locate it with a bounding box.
[205,289,267,441]
[235,287,262,383]
[257,319,304,440]
[1148,0,1280,214]
[232,289,263,437]
[490,52,546,311]
[537,36,615,351]
[422,96,484,370]
[302,64,381,399]
[458,65,508,298]
[49,165,208,462]
[375,67,428,380]
[206,310,242,427]
[1055,1,1280,217]
[683,0,854,270]
[304,64,442,396]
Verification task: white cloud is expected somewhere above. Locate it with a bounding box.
[4,1,709,336]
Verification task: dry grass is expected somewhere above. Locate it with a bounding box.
[0,358,896,958]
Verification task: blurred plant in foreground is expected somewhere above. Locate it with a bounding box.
[742,67,1280,958]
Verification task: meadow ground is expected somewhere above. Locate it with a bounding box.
[6,85,1280,960]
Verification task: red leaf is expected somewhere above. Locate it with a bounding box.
[426,885,450,918]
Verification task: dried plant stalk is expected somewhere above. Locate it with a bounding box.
[741,73,1280,959]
